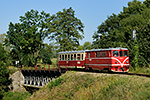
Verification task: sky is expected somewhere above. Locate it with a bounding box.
[0,0,145,45]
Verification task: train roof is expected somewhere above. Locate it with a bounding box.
[57,47,128,54]
[58,50,85,54]
[85,47,128,52]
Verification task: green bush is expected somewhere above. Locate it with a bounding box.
[0,43,12,99]
[48,77,64,90]
[8,67,19,75]
[3,92,31,100]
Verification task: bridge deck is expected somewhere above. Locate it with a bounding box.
[20,64,60,71]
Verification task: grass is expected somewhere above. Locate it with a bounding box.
[3,91,31,100]
[129,66,150,74]
[27,71,150,100]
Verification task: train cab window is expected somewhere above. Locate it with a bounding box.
[77,54,80,60]
[71,54,73,60]
[81,54,83,60]
[74,54,76,60]
[68,54,70,60]
[62,55,64,60]
[113,51,118,57]
[124,51,129,57]
[120,51,123,57]
[60,55,61,60]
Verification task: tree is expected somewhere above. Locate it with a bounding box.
[39,43,53,64]
[77,45,84,50]
[0,33,6,44]
[137,21,150,67]
[0,43,11,99]
[77,42,92,50]
[5,9,50,66]
[92,0,150,67]
[48,7,84,52]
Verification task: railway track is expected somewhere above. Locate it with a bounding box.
[60,68,150,78]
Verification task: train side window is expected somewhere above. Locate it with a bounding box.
[89,52,91,58]
[65,55,67,60]
[101,52,106,57]
[113,51,118,57]
[98,52,100,57]
[62,55,64,60]
[60,55,61,60]
[68,54,70,60]
[71,54,73,60]
[87,53,89,57]
[124,51,128,57]
[81,54,83,60]
[120,51,123,57]
[74,54,76,60]
[95,52,97,57]
[77,54,80,60]
[109,51,111,57]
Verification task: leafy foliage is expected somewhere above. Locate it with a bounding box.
[5,9,50,66]
[3,92,31,100]
[48,7,84,51]
[77,42,92,50]
[0,33,6,44]
[0,43,11,99]
[137,21,150,67]
[48,77,64,90]
[39,44,53,64]
[92,0,150,67]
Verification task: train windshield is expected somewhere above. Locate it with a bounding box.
[113,51,119,57]
[113,50,129,57]
[124,51,129,57]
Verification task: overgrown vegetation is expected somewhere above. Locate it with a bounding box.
[27,71,150,100]
[48,77,64,90]
[129,66,150,74]
[0,43,12,99]
[8,67,19,75]
[3,92,31,100]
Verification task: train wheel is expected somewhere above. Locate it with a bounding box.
[84,66,93,72]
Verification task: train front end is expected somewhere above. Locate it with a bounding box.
[110,48,129,72]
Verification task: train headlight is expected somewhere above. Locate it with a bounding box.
[115,61,117,64]
[126,61,128,64]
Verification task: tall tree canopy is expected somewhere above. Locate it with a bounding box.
[77,42,92,50]
[92,0,150,67]
[0,33,6,44]
[5,9,50,66]
[48,7,84,52]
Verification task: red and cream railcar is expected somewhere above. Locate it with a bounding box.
[85,48,129,72]
[57,48,130,72]
[57,50,86,69]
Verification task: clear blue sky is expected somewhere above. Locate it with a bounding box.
[0,0,144,45]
